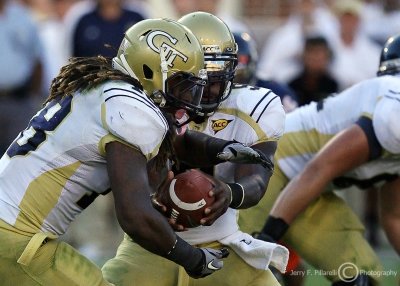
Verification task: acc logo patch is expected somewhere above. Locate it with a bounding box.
[211,119,232,134]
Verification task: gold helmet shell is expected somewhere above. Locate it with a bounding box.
[178,12,238,116]
[178,12,237,59]
[113,18,206,112]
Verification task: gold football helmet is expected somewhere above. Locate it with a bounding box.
[178,12,238,116]
[113,18,206,114]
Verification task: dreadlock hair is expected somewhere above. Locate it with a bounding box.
[45,56,176,171]
[156,114,180,171]
[45,56,142,104]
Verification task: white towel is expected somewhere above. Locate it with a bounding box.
[219,230,289,273]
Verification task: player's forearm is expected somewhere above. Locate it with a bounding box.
[258,170,327,242]
[174,130,228,166]
[270,164,329,224]
[115,191,176,253]
[381,215,400,255]
[231,142,275,208]
[121,208,204,271]
[231,168,270,209]
[106,142,184,256]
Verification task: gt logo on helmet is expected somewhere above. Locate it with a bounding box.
[147,30,188,67]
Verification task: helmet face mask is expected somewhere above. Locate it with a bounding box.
[201,56,236,114]
[112,18,206,114]
[178,12,238,116]
[377,34,400,76]
[163,71,206,113]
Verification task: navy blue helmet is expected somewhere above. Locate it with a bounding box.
[377,34,400,76]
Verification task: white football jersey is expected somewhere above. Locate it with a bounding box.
[277,75,400,190]
[178,84,286,244]
[0,81,168,236]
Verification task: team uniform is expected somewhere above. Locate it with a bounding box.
[101,84,287,286]
[0,81,168,285]
[240,75,400,284]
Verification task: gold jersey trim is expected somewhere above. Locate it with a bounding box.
[14,161,81,235]
[215,108,272,141]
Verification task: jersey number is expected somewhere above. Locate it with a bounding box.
[7,96,73,157]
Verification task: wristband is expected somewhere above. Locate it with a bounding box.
[227,182,245,209]
[261,216,289,241]
[165,236,203,272]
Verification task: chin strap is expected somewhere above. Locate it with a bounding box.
[223,81,232,98]
[160,48,169,94]
[148,48,170,108]
[150,90,167,108]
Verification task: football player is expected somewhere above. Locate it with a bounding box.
[101,12,287,286]
[233,30,306,286]
[0,18,266,285]
[240,34,400,285]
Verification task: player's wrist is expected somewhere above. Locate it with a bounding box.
[214,140,236,163]
[226,182,245,209]
[261,215,289,241]
[203,136,234,163]
[165,236,203,271]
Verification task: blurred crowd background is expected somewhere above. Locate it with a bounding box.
[1,0,399,284]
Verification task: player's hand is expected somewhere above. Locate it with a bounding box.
[217,142,273,169]
[151,170,173,213]
[185,248,229,279]
[199,175,231,226]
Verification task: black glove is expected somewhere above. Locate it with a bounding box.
[217,142,274,170]
[185,248,230,279]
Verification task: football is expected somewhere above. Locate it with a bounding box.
[162,169,215,228]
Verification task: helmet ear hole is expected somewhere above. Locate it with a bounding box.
[143,64,153,79]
